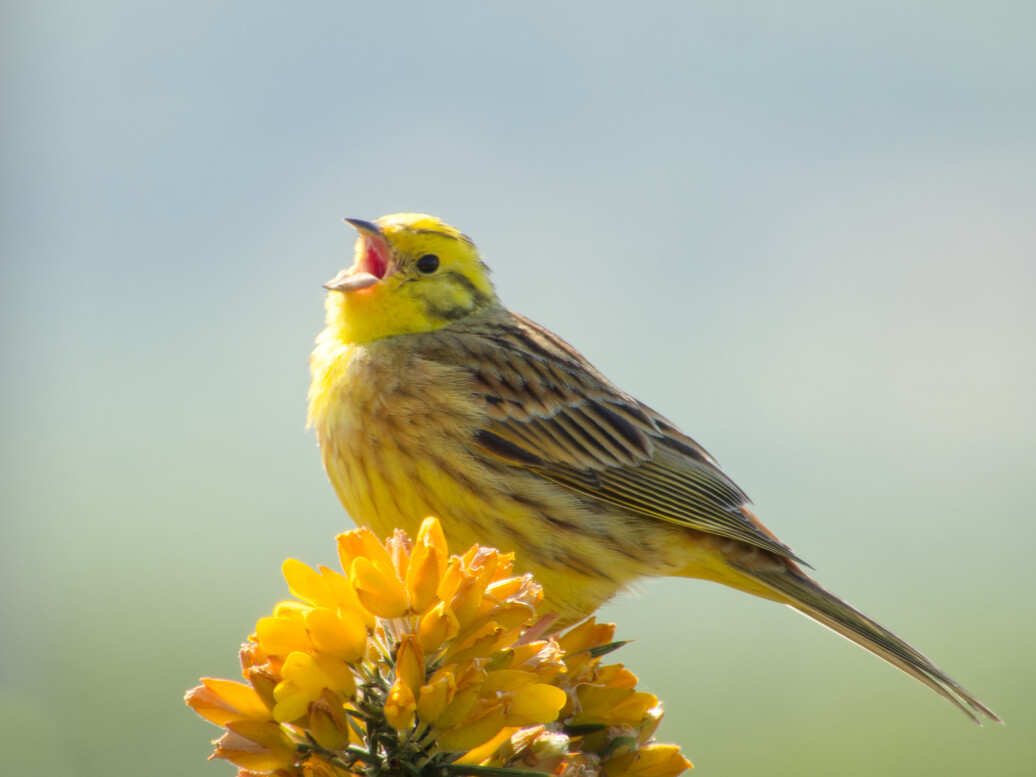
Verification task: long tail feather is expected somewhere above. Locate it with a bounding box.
[734,563,1001,724]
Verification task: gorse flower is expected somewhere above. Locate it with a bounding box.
[186,518,692,777]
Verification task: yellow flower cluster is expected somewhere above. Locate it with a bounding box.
[186,518,690,777]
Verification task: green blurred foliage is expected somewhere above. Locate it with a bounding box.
[3,2,1034,776]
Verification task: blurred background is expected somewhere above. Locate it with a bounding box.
[3,2,1034,775]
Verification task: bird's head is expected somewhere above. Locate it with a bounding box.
[322,213,498,344]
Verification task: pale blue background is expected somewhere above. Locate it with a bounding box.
[3,2,1034,775]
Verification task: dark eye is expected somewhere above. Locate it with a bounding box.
[416,254,439,274]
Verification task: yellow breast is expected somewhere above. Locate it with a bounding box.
[308,328,678,620]
[310,334,477,538]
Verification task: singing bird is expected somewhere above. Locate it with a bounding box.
[308,213,998,723]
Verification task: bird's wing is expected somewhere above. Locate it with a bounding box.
[418,311,802,562]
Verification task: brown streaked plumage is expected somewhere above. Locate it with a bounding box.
[308,213,1000,724]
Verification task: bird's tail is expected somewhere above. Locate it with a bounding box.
[720,557,1001,724]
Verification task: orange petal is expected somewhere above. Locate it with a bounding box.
[304,606,368,664]
[185,678,271,725]
[507,683,567,725]
[215,720,295,771]
[384,677,416,732]
[350,556,408,618]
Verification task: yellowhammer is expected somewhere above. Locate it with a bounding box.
[308,213,998,724]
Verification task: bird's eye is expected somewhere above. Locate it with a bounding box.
[416,254,440,274]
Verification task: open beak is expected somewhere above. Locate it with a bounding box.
[323,218,391,292]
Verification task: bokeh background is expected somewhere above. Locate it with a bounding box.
[3,2,1034,775]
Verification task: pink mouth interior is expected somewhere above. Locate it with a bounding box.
[359,239,389,279]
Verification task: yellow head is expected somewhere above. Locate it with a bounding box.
[322,213,498,344]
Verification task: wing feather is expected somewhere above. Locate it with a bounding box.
[420,310,802,562]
